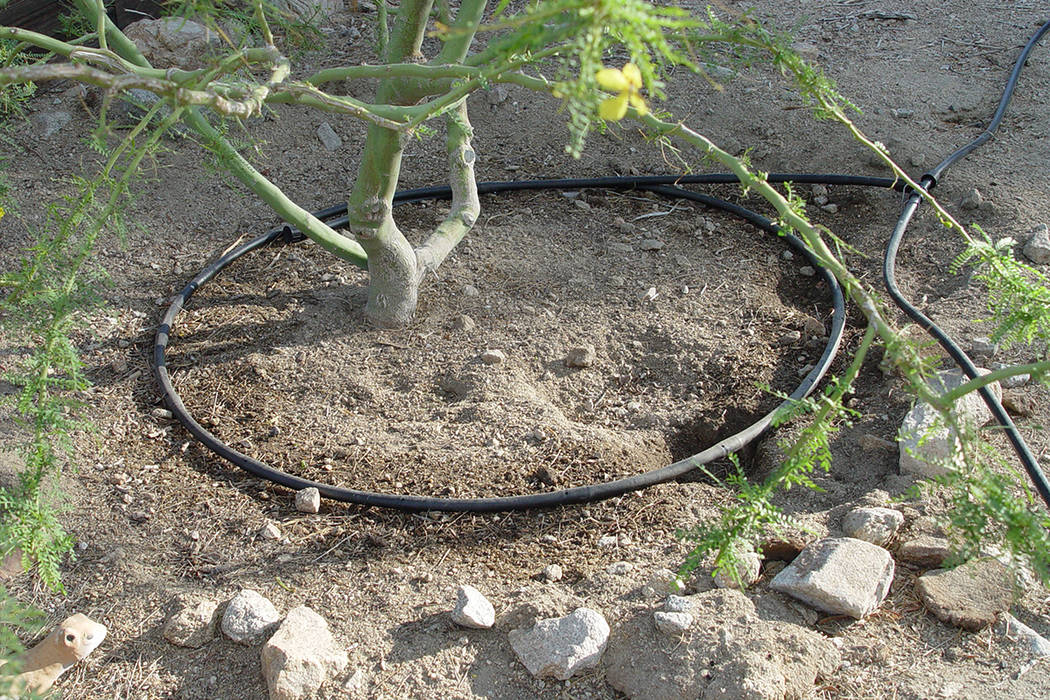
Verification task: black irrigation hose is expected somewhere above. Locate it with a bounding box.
[154,21,1050,512]
[883,18,1050,508]
[155,178,853,512]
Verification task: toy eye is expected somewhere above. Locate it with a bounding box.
[66,633,76,643]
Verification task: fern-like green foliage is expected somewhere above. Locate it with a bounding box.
[677,374,861,585]
[0,584,42,695]
[0,178,115,591]
[457,0,704,156]
[0,39,35,116]
[915,437,1050,584]
[951,227,1050,347]
[166,0,324,50]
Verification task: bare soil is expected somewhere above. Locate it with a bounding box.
[2,1,1050,698]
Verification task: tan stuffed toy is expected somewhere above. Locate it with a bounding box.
[2,613,107,696]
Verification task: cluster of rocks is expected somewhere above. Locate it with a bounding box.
[163,589,347,700]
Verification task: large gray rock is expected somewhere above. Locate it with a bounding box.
[123,17,221,69]
[1023,224,1050,264]
[164,597,219,648]
[451,584,495,629]
[841,507,904,546]
[508,607,609,680]
[261,606,349,700]
[899,368,1001,478]
[770,537,894,619]
[916,558,1015,631]
[222,589,280,645]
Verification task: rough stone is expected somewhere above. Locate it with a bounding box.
[664,594,695,613]
[899,368,1001,477]
[163,597,219,648]
[654,611,693,635]
[294,487,320,514]
[439,375,473,399]
[31,110,72,139]
[317,122,342,151]
[960,187,983,210]
[565,344,597,368]
[451,314,476,331]
[542,564,563,582]
[261,522,283,540]
[480,349,506,365]
[897,535,952,569]
[508,607,610,680]
[915,558,1015,631]
[770,537,895,618]
[1002,388,1040,417]
[261,606,349,700]
[840,507,905,546]
[123,18,221,69]
[637,239,664,251]
[998,613,1050,657]
[990,362,1030,389]
[969,336,997,357]
[272,0,342,19]
[605,589,838,700]
[1023,223,1050,264]
[451,585,495,629]
[222,589,280,645]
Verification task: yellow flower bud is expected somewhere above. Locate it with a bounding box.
[596,67,629,92]
[599,93,629,121]
[595,62,648,122]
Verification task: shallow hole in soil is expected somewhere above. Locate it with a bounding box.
[165,191,832,500]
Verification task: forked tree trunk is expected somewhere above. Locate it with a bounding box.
[346,0,484,327]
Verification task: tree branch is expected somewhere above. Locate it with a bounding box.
[416,100,479,273]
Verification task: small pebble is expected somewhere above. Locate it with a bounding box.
[451,585,495,629]
[542,564,563,582]
[480,349,506,365]
[969,337,997,357]
[654,611,693,635]
[960,188,983,210]
[295,487,321,514]
[565,344,597,368]
[452,314,476,331]
[260,522,282,540]
[799,266,816,277]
